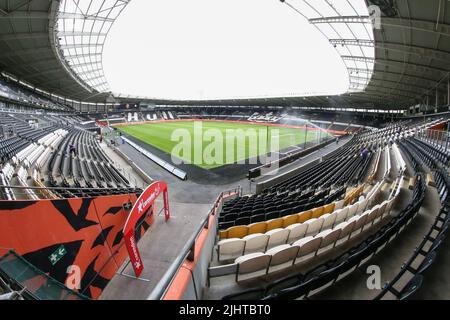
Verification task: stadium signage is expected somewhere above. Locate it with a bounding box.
[123,181,170,277]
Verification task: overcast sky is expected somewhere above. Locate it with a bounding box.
[103,0,349,100]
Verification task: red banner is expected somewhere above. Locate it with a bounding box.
[95,119,108,127]
[123,181,170,277]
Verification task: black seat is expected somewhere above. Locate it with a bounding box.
[266,211,280,220]
[250,213,266,223]
[235,216,250,226]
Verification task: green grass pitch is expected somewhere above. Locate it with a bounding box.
[118,121,328,169]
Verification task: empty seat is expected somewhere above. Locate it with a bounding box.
[227,225,249,239]
[217,238,245,261]
[282,214,298,228]
[316,228,341,254]
[266,218,283,231]
[266,228,290,249]
[333,207,349,227]
[286,223,308,243]
[311,206,324,219]
[293,236,322,264]
[267,244,299,273]
[297,210,312,223]
[235,252,271,281]
[320,213,336,231]
[248,222,267,235]
[335,220,356,246]
[243,233,269,255]
[305,218,324,237]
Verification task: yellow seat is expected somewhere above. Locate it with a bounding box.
[266,218,283,231]
[323,203,335,215]
[282,214,298,228]
[227,225,249,239]
[311,206,324,218]
[219,230,228,240]
[297,210,312,223]
[248,222,267,235]
[409,177,414,190]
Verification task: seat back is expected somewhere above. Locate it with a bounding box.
[336,220,356,240]
[334,207,349,226]
[236,253,271,275]
[218,238,246,260]
[305,218,324,237]
[294,237,322,258]
[286,223,308,243]
[266,228,290,248]
[318,228,341,248]
[297,210,312,223]
[266,218,283,231]
[228,225,249,239]
[248,222,267,235]
[311,206,324,219]
[282,214,298,228]
[321,213,336,231]
[268,245,299,266]
[243,233,270,254]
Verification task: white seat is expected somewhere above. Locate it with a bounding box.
[266,228,290,250]
[365,205,380,228]
[217,238,245,261]
[385,198,395,216]
[267,244,299,272]
[316,228,341,254]
[359,198,369,213]
[378,201,389,220]
[235,252,271,281]
[349,213,368,238]
[334,199,345,210]
[293,236,322,264]
[243,233,269,255]
[321,213,336,231]
[335,221,356,246]
[286,223,308,243]
[305,218,324,237]
[333,207,349,227]
[347,203,359,219]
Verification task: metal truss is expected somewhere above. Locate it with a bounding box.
[55,0,131,93]
[281,1,376,93]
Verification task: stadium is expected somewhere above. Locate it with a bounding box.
[0,0,450,304]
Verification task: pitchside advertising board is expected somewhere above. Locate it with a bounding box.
[123,181,170,277]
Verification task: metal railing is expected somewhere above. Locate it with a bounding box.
[0,184,141,200]
[417,128,450,151]
[147,185,241,300]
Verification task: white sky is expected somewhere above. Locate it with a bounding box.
[103,0,350,100]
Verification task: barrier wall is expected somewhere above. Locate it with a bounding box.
[0,193,153,299]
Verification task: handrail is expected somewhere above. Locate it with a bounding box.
[147,186,240,300]
[0,184,141,192]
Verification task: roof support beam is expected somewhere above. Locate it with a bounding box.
[382,17,450,38]
[0,32,47,41]
[343,56,449,77]
[0,12,48,19]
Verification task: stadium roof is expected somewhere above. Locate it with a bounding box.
[0,0,127,102]
[0,0,449,110]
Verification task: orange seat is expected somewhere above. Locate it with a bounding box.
[227,225,249,239]
[297,210,312,223]
[311,206,324,219]
[248,222,267,235]
[282,214,298,228]
[266,218,283,231]
[323,203,335,215]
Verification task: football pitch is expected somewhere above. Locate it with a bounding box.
[118,121,328,169]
